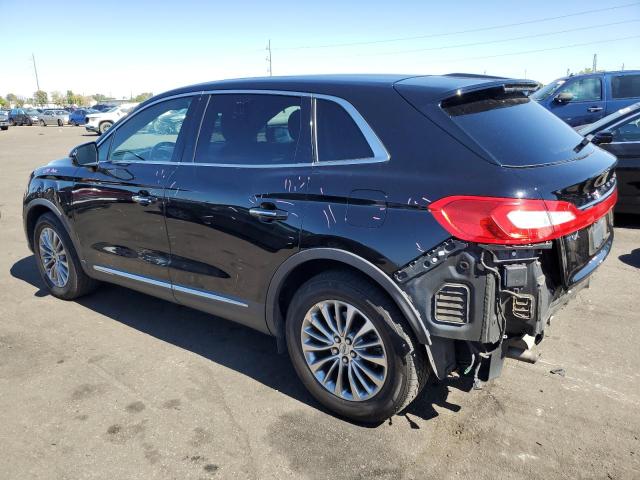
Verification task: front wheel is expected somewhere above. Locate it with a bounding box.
[33,213,98,300]
[99,121,113,134]
[0,126,7,131]
[40,120,46,127]
[286,271,428,423]
[57,119,63,127]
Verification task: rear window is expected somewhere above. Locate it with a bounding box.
[611,75,640,99]
[442,89,586,167]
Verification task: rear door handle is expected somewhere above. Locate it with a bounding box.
[132,194,158,206]
[249,207,288,221]
[587,106,603,112]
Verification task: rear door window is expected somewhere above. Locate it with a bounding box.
[316,99,373,162]
[611,75,640,99]
[194,94,307,165]
[442,89,586,167]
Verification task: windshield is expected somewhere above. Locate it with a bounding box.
[25,109,39,115]
[530,79,566,101]
[443,90,588,167]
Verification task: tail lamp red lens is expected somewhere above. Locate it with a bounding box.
[428,190,617,245]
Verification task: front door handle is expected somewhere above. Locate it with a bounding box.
[249,207,288,221]
[132,194,158,206]
[587,106,603,112]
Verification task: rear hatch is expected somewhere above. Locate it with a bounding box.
[395,76,617,286]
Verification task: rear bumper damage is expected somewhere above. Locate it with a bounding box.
[396,211,614,384]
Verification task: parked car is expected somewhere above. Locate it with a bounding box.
[91,104,114,112]
[531,70,640,126]
[579,102,640,214]
[69,108,98,126]
[9,108,40,126]
[39,110,70,126]
[85,103,138,134]
[23,74,617,422]
[0,110,9,130]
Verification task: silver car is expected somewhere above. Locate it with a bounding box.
[0,110,9,130]
[39,110,70,126]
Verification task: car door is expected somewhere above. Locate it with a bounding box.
[69,95,199,300]
[164,92,312,331]
[548,76,605,126]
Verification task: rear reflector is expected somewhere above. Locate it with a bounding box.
[428,190,617,245]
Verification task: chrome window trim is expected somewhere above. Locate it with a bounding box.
[97,88,390,168]
[93,265,248,307]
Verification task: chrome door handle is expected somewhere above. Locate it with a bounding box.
[249,207,288,221]
[587,106,603,112]
[132,194,157,206]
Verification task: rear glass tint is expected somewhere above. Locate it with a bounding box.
[611,75,640,99]
[316,99,373,162]
[442,90,586,167]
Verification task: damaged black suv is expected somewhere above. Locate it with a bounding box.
[23,74,617,422]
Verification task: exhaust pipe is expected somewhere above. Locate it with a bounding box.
[505,346,538,364]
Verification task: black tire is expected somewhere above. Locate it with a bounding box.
[57,119,63,127]
[40,120,46,127]
[99,121,113,134]
[0,126,7,131]
[10,119,16,126]
[285,270,428,423]
[33,213,99,300]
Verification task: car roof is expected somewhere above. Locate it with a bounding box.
[153,73,521,102]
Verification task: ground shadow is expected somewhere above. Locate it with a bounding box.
[619,248,640,268]
[10,255,464,425]
[614,213,640,229]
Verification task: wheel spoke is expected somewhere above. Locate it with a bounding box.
[353,359,385,386]
[355,350,386,366]
[347,363,361,400]
[303,326,333,345]
[322,358,339,385]
[302,341,334,352]
[354,339,382,349]
[309,355,336,373]
[351,361,374,395]
[310,312,335,343]
[320,303,340,336]
[334,360,344,395]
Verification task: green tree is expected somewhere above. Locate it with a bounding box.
[51,91,64,106]
[132,92,153,102]
[66,90,75,105]
[6,93,17,106]
[92,93,107,102]
[0,96,7,107]
[34,90,48,106]
[16,97,25,107]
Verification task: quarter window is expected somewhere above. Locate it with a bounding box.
[316,99,373,162]
[194,94,305,165]
[108,97,192,163]
[611,75,640,99]
[559,77,602,102]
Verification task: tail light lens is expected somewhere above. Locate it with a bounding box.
[428,190,617,245]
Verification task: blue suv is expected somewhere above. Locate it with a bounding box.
[531,70,640,127]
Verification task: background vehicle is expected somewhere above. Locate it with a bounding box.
[91,104,114,112]
[69,108,97,126]
[85,103,138,134]
[9,108,39,126]
[532,70,640,126]
[23,75,616,422]
[39,109,70,126]
[0,110,9,130]
[580,102,640,214]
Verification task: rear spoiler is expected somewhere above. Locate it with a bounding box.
[441,81,541,109]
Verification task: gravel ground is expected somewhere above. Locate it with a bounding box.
[1,126,639,480]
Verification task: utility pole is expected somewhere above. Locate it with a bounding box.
[621,63,625,71]
[524,68,527,79]
[592,53,597,72]
[266,39,272,76]
[31,53,40,91]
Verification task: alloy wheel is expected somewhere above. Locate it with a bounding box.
[300,300,388,401]
[38,227,69,288]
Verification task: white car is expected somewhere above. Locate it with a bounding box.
[85,103,139,134]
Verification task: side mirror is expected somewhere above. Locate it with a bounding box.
[591,131,614,145]
[70,142,98,166]
[554,92,574,103]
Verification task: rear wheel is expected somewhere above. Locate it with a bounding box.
[33,213,98,300]
[40,120,46,127]
[0,126,7,131]
[286,271,428,423]
[57,119,63,127]
[99,121,113,134]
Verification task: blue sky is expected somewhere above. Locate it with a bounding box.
[1,0,639,99]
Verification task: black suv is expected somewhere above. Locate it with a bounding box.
[23,75,617,422]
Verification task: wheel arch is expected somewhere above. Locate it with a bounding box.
[23,199,87,272]
[266,248,432,346]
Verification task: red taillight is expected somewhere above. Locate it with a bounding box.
[428,190,617,245]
